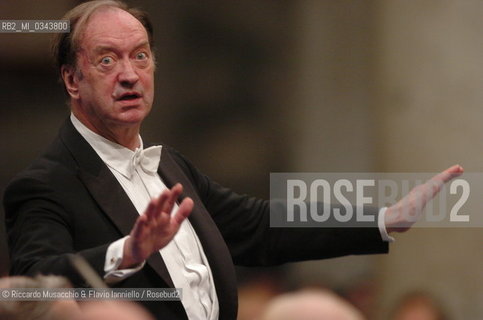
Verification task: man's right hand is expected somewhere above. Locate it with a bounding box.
[120,183,194,269]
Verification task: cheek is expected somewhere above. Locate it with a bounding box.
[141,73,155,100]
[142,73,154,90]
[94,78,117,100]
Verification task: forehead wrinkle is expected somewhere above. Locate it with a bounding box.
[80,7,149,54]
[92,39,150,56]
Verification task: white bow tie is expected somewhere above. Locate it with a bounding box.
[130,145,162,178]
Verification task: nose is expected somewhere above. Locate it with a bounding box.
[118,59,139,87]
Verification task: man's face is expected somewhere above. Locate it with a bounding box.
[73,8,155,130]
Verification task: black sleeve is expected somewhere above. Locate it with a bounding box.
[4,174,111,286]
[167,147,389,267]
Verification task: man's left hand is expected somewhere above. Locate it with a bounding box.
[385,164,464,233]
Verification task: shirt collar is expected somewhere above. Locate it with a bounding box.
[70,113,151,179]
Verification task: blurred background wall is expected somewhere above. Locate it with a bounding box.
[0,0,482,319]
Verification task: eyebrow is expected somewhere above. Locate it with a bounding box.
[93,41,151,55]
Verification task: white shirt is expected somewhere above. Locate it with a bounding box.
[71,114,219,320]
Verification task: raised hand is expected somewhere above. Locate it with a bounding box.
[120,183,194,268]
[385,164,464,233]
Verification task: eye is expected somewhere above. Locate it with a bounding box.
[100,56,114,65]
[135,52,148,60]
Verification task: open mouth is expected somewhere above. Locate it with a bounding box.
[117,93,141,101]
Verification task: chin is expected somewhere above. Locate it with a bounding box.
[118,108,149,125]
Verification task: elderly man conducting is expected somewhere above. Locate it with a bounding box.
[3,1,463,320]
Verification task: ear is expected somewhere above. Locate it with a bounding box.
[61,65,80,99]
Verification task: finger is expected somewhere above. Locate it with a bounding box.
[429,164,464,185]
[161,183,183,215]
[424,164,464,197]
[157,205,171,226]
[144,198,158,221]
[172,197,194,226]
[148,189,171,220]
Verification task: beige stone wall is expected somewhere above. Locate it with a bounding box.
[288,1,483,319]
[373,1,483,319]
[285,0,381,316]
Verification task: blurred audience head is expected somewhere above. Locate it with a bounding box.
[260,289,365,320]
[0,275,80,320]
[78,300,155,320]
[390,291,449,320]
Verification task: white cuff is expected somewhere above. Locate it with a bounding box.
[378,207,395,243]
[104,236,145,284]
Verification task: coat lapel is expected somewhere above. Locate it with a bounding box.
[59,119,174,288]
